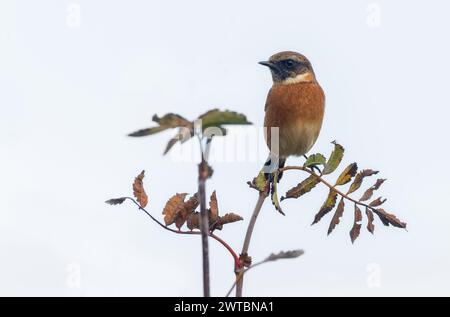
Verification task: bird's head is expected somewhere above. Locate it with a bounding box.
[259,51,316,84]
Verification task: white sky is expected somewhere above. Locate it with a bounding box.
[1,0,449,296]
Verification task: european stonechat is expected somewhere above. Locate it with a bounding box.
[260,51,325,177]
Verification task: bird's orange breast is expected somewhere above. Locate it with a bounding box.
[264,82,325,157]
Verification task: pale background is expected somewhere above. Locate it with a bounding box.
[1,0,449,296]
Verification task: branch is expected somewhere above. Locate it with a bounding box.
[125,197,240,269]
[236,190,268,297]
[279,166,393,217]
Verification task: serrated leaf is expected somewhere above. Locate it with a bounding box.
[105,197,127,205]
[128,113,192,137]
[369,197,387,207]
[162,193,188,226]
[265,250,304,262]
[303,153,326,168]
[328,198,345,235]
[360,179,386,202]
[373,208,407,229]
[350,205,363,243]
[209,191,219,223]
[347,169,379,194]
[271,172,284,215]
[312,189,338,225]
[366,207,375,234]
[282,175,319,200]
[322,141,345,175]
[335,163,358,186]
[174,193,199,229]
[132,170,148,208]
[187,212,200,230]
[214,213,243,230]
[198,109,252,129]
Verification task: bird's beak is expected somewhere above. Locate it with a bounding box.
[259,61,277,71]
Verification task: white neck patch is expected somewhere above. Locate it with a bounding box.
[281,72,314,85]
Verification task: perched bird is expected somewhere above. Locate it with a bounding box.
[260,51,325,178]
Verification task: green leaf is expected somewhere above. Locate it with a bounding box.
[322,141,345,175]
[128,113,192,137]
[312,189,338,225]
[271,172,284,215]
[198,109,252,129]
[327,197,345,235]
[282,175,319,200]
[303,153,326,168]
[347,169,379,194]
[335,163,358,186]
[163,127,193,155]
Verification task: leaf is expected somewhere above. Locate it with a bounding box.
[198,109,252,129]
[282,175,319,200]
[366,207,375,234]
[214,213,243,229]
[350,205,363,243]
[174,194,199,229]
[162,193,188,226]
[271,172,284,215]
[209,191,219,223]
[133,170,148,208]
[312,189,338,225]
[369,197,387,207]
[322,141,345,175]
[360,178,386,202]
[327,198,345,235]
[373,209,407,229]
[335,163,358,186]
[347,169,379,194]
[187,212,200,230]
[265,250,304,262]
[163,127,193,155]
[303,153,326,168]
[105,197,127,205]
[247,170,268,193]
[128,113,192,137]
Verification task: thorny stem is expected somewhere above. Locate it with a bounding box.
[236,191,268,297]
[126,197,241,269]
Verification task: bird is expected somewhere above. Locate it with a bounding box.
[260,51,325,181]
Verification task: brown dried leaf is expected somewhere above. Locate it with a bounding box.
[366,207,375,234]
[312,189,338,225]
[360,179,386,202]
[187,212,200,230]
[373,208,407,229]
[282,175,319,201]
[133,170,148,208]
[214,213,243,230]
[174,193,199,229]
[335,163,358,186]
[105,197,127,205]
[209,191,219,223]
[328,198,345,235]
[350,205,363,243]
[347,169,379,194]
[162,193,188,226]
[369,197,387,207]
[265,250,304,262]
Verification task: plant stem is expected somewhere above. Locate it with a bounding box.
[198,159,210,297]
[236,191,268,297]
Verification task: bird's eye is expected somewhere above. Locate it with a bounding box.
[284,60,295,68]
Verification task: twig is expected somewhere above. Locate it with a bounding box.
[125,197,241,268]
[236,191,268,297]
[279,166,386,215]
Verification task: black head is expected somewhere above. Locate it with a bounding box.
[259,51,315,84]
